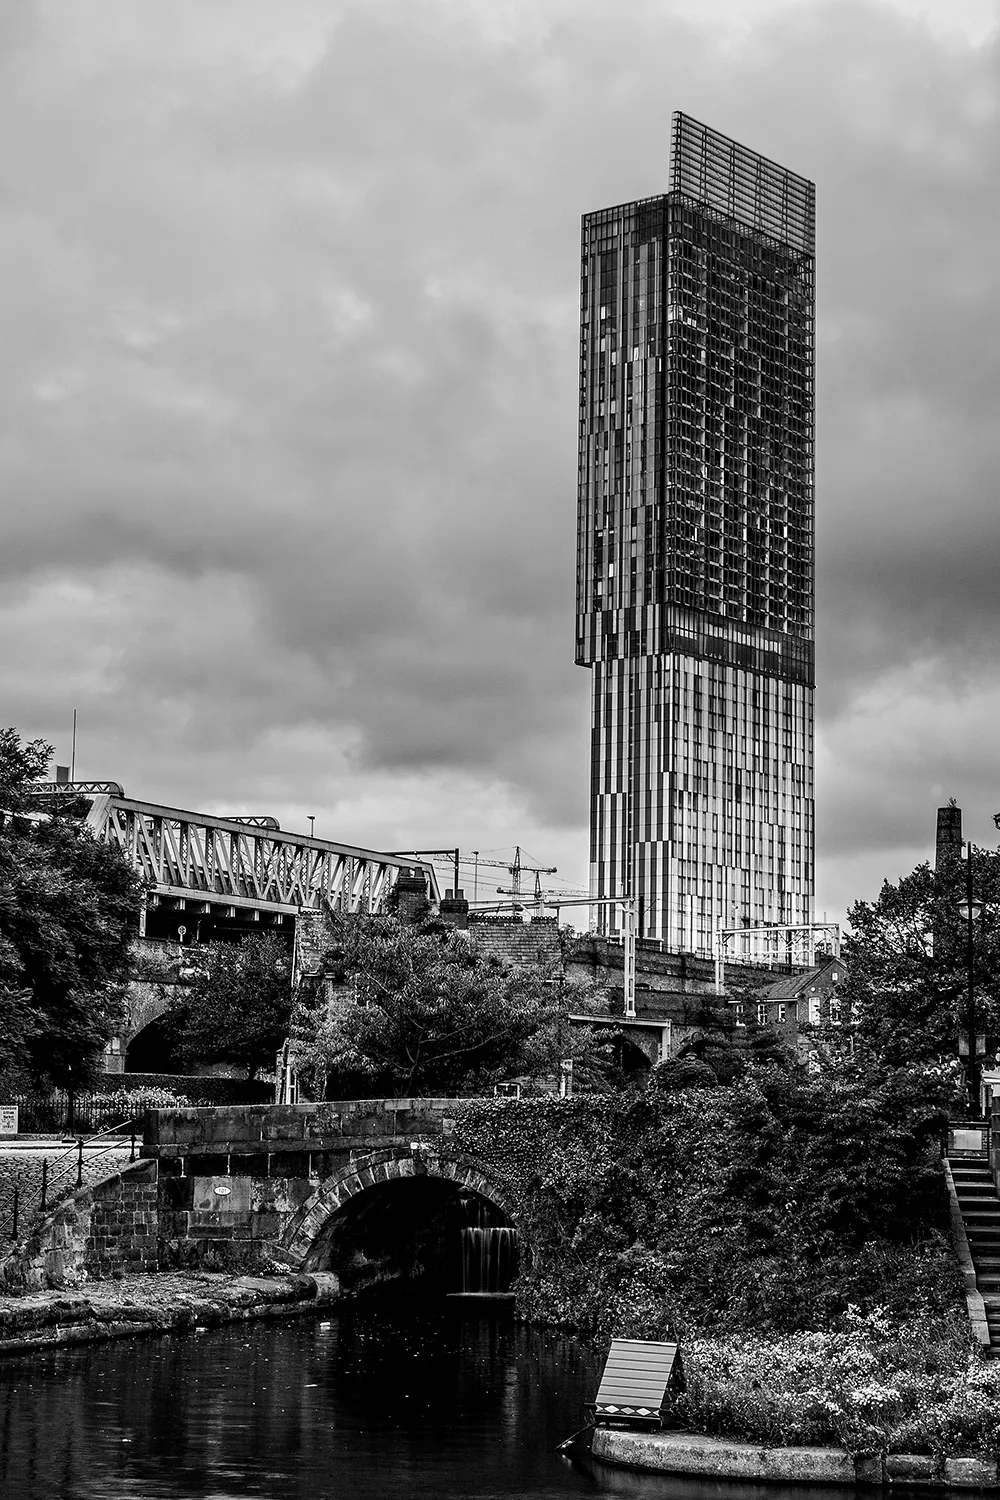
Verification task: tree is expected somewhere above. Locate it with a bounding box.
[169,932,292,1079]
[842,853,1000,1072]
[650,1055,718,1091]
[0,728,145,1096]
[293,911,611,1098]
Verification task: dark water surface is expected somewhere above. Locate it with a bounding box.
[0,1300,858,1500]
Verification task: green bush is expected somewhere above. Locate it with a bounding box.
[650,1057,718,1091]
[453,1061,958,1339]
[677,1309,1000,1458]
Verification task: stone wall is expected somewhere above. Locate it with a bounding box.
[87,1161,159,1278]
[1,1160,158,1291]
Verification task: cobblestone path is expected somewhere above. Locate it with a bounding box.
[0,1144,133,1240]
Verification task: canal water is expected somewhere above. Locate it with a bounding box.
[0,1299,857,1500]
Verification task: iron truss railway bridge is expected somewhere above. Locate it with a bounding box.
[27,782,440,934]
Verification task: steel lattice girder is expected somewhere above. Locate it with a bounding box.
[72,794,438,916]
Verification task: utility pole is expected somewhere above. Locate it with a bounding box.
[623,893,637,1019]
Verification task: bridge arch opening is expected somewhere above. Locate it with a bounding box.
[286,1153,519,1299]
[612,1036,655,1081]
[124,1014,185,1073]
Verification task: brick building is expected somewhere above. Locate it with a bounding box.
[729,954,844,1060]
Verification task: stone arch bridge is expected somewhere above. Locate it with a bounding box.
[145,1100,522,1290]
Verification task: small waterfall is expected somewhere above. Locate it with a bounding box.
[455,1194,518,1295]
[460,1227,518,1294]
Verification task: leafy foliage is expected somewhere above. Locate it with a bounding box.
[844,854,1000,1067]
[0,728,144,1092]
[650,1056,718,1091]
[168,932,292,1080]
[453,1058,958,1340]
[292,911,612,1098]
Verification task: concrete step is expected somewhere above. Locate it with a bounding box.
[955,1184,998,1197]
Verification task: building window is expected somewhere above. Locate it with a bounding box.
[734,1003,745,1027]
[808,997,820,1024]
[757,1003,767,1026]
[776,1003,786,1023]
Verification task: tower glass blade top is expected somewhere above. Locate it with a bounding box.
[576,112,815,955]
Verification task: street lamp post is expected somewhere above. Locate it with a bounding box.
[964,842,979,1117]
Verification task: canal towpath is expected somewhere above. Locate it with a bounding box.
[0,1269,340,1357]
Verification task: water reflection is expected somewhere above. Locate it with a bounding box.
[1,1299,598,1500]
[0,1300,860,1500]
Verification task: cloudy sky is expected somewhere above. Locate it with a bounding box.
[1,0,998,925]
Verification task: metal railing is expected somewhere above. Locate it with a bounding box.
[11,1090,153,1136]
[0,1119,143,1243]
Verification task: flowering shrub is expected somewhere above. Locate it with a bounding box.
[676,1308,1000,1457]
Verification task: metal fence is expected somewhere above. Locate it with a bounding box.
[12,1092,144,1136]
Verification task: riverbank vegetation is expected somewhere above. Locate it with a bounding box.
[678,1308,999,1457]
[454,1060,960,1340]
[452,1056,981,1453]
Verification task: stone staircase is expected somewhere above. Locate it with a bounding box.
[949,1156,1000,1356]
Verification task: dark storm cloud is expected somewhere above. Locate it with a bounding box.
[0,0,997,908]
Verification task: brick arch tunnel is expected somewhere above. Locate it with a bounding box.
[280,1148,520,1297]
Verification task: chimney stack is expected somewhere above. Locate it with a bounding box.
[936,803,963,868]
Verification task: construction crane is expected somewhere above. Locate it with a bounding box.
[492,846,558,910]
[390,845,562,912]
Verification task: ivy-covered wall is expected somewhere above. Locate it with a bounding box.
[451,1078,961,1342]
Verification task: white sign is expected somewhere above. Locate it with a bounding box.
[0,1106,18,1137]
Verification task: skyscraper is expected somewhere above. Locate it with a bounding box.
[576,113,815,956]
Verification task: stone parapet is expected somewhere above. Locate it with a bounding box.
[143,1099,467,1158]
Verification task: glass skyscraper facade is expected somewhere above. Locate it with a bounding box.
[576,113,815,955]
